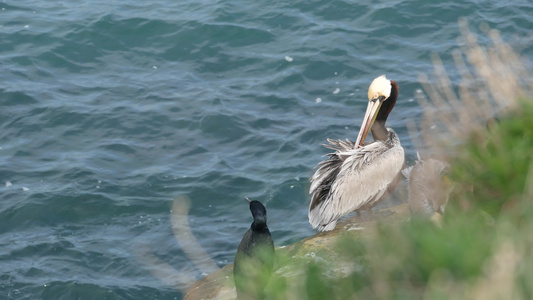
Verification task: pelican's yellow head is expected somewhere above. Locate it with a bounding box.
[355,75,393,147]
[367,75,392,102]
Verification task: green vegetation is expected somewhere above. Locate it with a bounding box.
[451,101,533,218]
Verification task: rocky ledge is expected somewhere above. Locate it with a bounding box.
[184,203,409,300]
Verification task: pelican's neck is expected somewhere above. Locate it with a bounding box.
[371,121,389,141]
[371,81,398,141]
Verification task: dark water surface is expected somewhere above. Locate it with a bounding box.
[1,0,532,299]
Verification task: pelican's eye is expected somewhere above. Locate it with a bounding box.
[373,95,387,102]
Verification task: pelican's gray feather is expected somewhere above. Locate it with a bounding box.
[309,129,404,231]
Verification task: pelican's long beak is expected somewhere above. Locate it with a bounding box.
[354,96,384,147]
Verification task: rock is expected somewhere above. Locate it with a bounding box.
[184,203,409,300]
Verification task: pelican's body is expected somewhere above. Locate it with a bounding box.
[309,75,404,231]
[403,155,450,222]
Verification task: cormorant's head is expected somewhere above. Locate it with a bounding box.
[245,197,268,229]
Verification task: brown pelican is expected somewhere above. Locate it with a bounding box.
[402,153,451,223]
[309,75,404,231]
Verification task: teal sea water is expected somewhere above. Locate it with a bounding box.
[1,0,532,299]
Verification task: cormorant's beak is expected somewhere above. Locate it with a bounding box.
[244,197,251,204]
[354,96,385,147]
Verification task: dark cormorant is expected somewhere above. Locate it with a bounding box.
[233,198,275,300]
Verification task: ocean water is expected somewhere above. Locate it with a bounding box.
[1,0,532,299]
